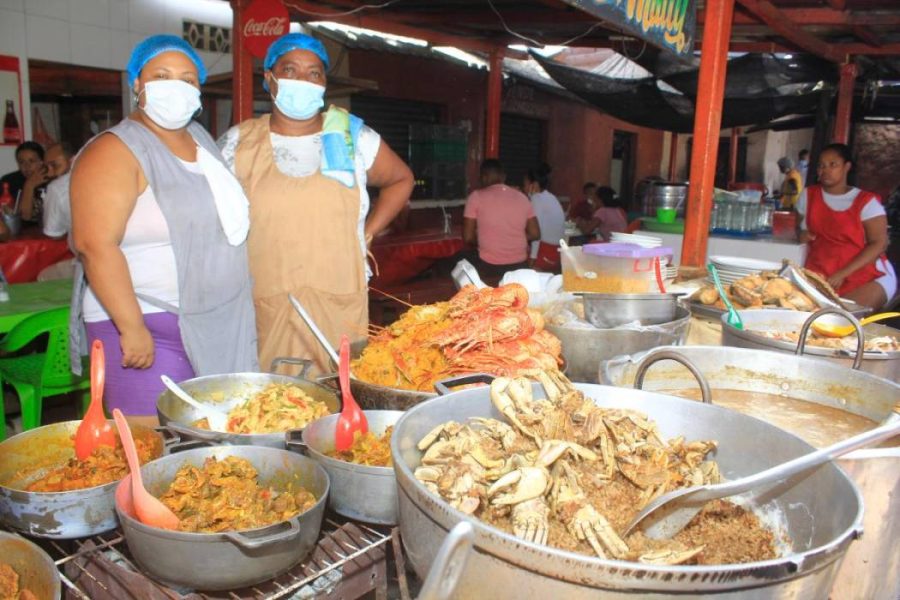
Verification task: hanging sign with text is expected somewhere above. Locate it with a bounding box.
[561,0,696,57]
[242,0,290,59]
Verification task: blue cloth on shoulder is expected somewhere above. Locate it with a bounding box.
[320,106,363,188]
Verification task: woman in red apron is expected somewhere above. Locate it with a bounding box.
[798,143,894,310]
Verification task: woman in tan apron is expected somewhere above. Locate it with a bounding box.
[224,33,413,373]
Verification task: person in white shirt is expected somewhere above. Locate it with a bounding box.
[523,164,565,272]
[42,142,74,238]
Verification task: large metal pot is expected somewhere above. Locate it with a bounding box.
[296,410,402,525]
[157,372,341,447]
[580,293,680,328]
[546,305,690,383]
[324,340,435,410]
[600,345,900,600]
[721,308,900,382]
[392,376,863,599]
[0,531,61,599]
[0,420,164,539]
[115,445,329,591]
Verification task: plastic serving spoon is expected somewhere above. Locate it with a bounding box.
[335,334,367,452]
[74,339,117,460]
[160,375,229,432]
[624,403,900,540]
[812,311,900,338]
[113,409,180,530]
[708,263,743,330]
[288,293,340,368]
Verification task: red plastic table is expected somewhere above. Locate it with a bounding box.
[0,232,72,283]
[368,227,465,288]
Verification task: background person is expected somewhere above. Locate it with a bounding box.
[577,186,627,242]
[797,148,810,184]
[567,181,596,220]
[797,143,894,310]
[0,141,44,208]
[463,159,540,281]
[39,142,75,237]
[776,157,803,210]
[219,32,413,374]
[70,34,258,418]
[524,163,564,272]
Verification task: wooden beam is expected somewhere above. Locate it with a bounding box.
[735,0,842,61]
[230,0,253,125]
[832,62,857,144]
[703,7,900,27]
[825,0,846,11]
[682,0,736,268]
[284,0,503,54]
[485,48,504,159]
[851,26,882,48]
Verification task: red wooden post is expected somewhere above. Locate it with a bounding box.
[485,48,504,159]
[728,127,740,185]
[832,62,857,144]
[681,0,736,268]
[667,132,679,181]
[230,0,254,125]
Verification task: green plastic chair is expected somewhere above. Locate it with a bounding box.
[0,307,90,440]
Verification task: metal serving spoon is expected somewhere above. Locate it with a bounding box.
[160,375,229,432]
[288,293,340,368]
[624,403,900,540]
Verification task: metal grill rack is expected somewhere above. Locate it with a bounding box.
[22,519,391,600]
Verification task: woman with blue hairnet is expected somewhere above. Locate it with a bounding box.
[219,32,413,373]
[69,34,258,420]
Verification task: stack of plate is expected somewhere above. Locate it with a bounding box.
[707,255,781,285]
[610,232,662,248]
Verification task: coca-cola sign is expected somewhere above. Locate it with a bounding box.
[242,0,289,59]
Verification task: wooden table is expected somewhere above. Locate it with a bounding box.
[0,278,71,333]
[369,227,465,288]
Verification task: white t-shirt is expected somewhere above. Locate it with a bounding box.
[796,187,885,230]
[529,190,565,259]
[218,123,381,276]
[42,173,70,238]
[81,162,201,322]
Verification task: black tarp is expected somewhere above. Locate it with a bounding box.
[532,51,837,132]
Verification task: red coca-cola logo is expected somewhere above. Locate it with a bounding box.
[242,0,290,59]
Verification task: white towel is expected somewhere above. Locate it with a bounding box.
[195,145,250,246]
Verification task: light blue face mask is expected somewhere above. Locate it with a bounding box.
[272,77,325,120]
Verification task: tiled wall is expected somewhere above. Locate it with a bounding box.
[0,0,234,172]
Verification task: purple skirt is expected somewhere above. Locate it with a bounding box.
[85,312,195,416]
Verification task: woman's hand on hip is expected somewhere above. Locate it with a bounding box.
[120,325,155,369]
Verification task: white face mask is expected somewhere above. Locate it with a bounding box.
[139,80,201,130]
[272,78,325,120]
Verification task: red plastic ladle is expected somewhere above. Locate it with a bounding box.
[334,334,368,452]
[113,409,180,530]
[73,339,116,460]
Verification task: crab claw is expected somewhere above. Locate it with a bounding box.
[511,497,549,545]
[487,466,551,505]
[536,440,597,466]
[569,505,630,560]
[638,546,705,565]
[417,421,464,451]
[490,378,539,442]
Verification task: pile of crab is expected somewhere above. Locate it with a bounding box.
[413,371,769,566]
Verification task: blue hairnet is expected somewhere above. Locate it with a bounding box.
[127,34,207,86]
[264,33,330,71]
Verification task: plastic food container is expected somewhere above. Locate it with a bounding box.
[562,243,672,293]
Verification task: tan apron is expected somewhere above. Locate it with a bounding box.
[235,115,368,374]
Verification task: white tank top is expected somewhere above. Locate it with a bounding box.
[82,160,201,322]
